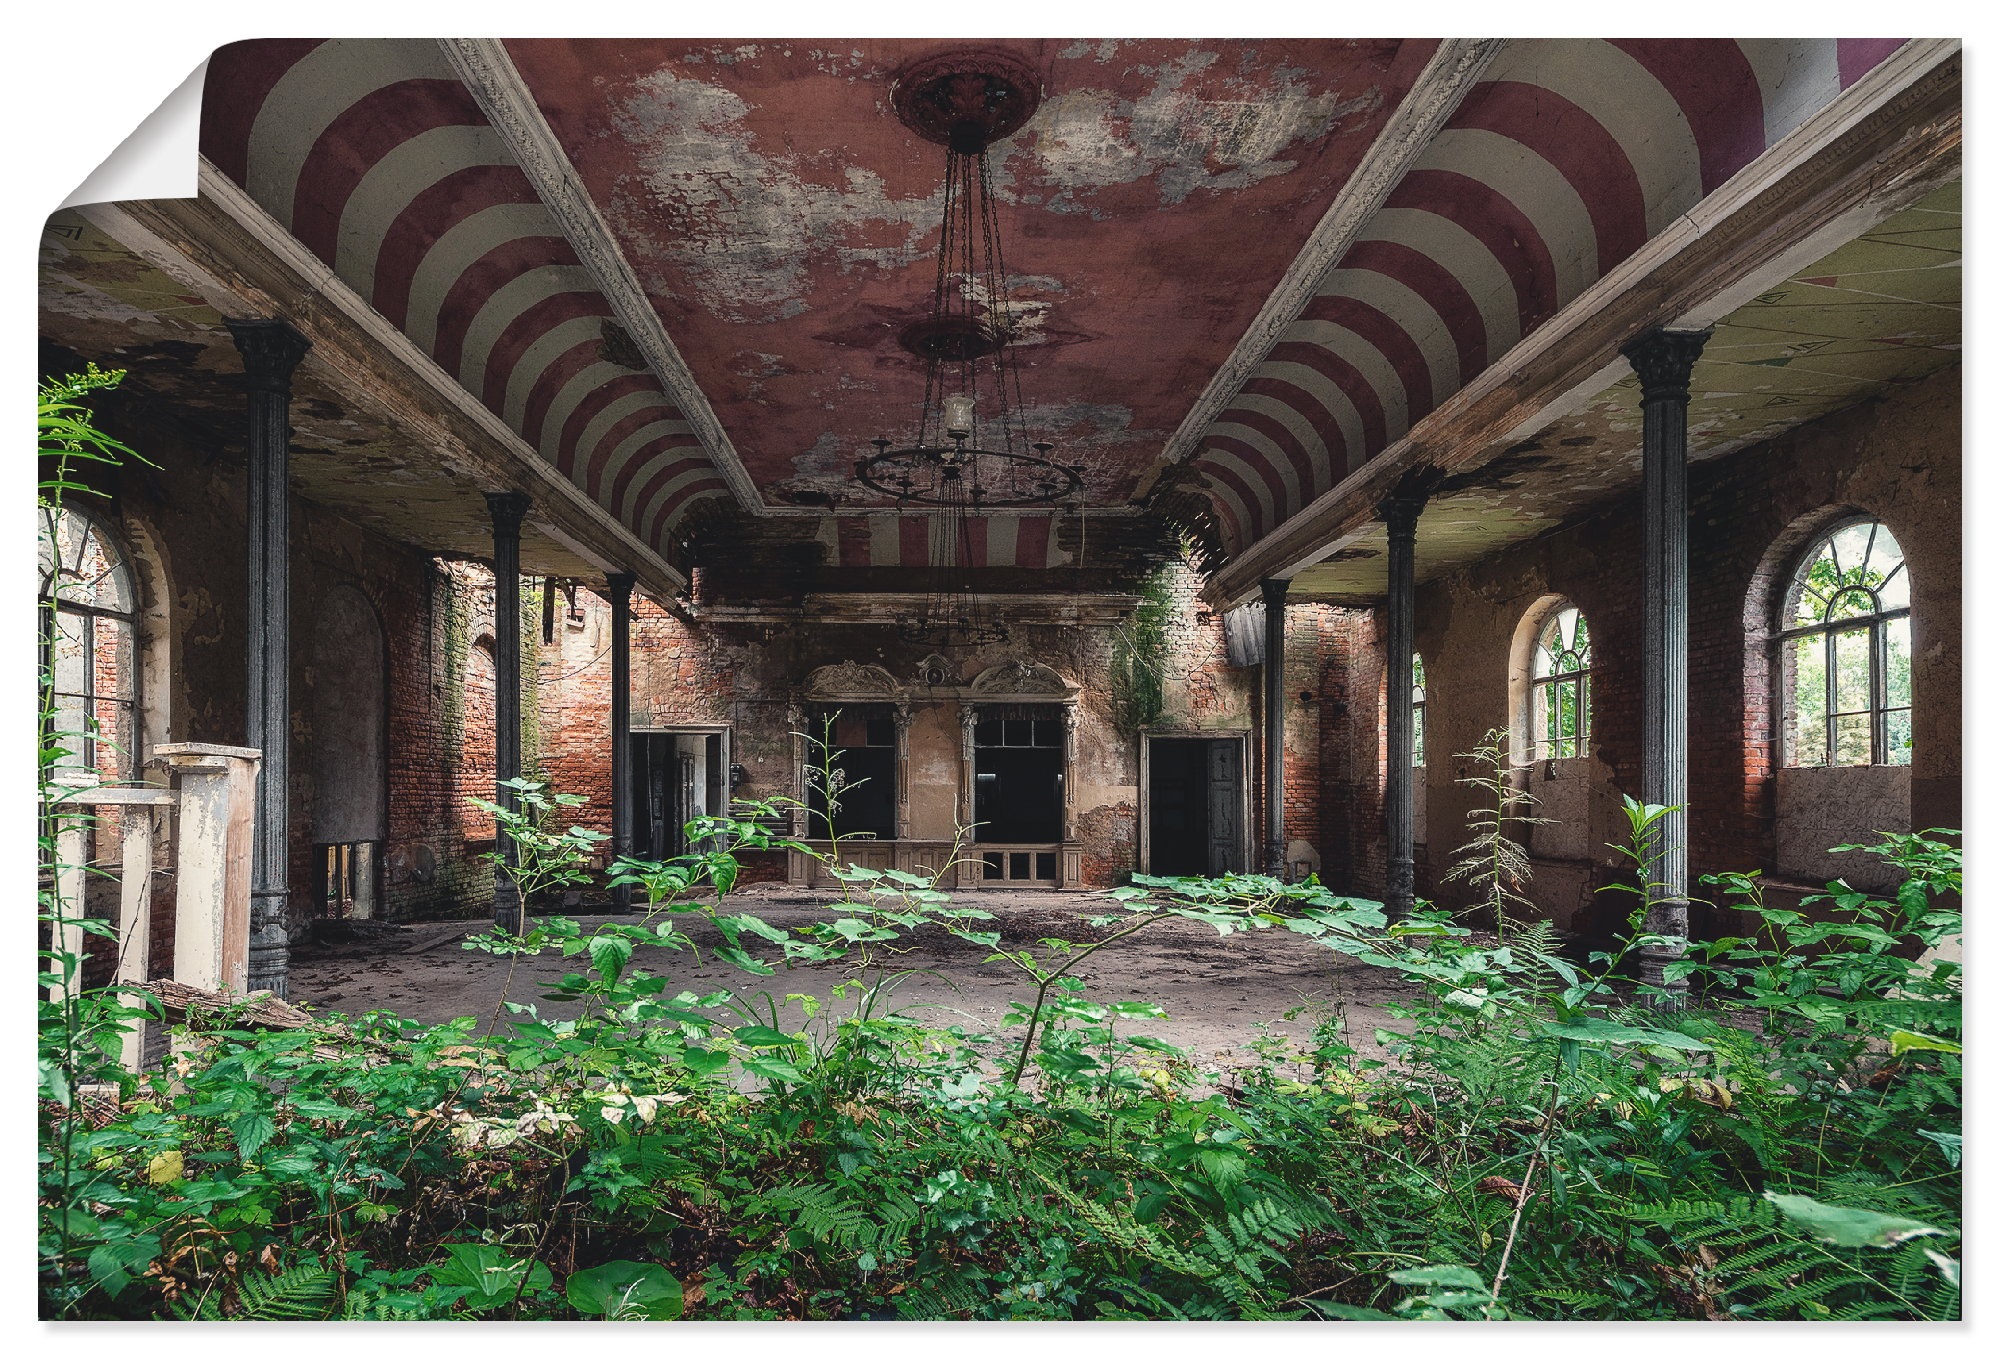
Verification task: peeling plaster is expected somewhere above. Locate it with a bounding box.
[609,71,944,321]
[1012,51,1378,214]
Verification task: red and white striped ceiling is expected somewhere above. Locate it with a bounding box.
[195,38,1906,570]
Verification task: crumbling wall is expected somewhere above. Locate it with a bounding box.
[1404,366,1959,936]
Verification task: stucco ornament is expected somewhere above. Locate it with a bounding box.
[968,659,1073,697]
[802,660,903,701]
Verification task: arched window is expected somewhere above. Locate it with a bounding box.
[1782,519,1911,767]
[1531,605,1591,760]
[38,504,137,783]
[1411,652,1427,767]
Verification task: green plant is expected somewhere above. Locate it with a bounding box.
[1440,727,1548,938]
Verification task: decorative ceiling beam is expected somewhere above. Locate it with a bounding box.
[1135,38,1507,503]
[1202,40,1962,609]
[81,159,687,604]
[439,37,771,516]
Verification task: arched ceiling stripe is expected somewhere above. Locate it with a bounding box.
[502,323,606,432]
[559,373,675,475]
[1296,293,1436,416]
[1609,40,1767,195]
[199,40,326,186]
[1144,39,1506,491]
[1228,394,1337,501]
[244,40,445,232]
[335,125,515,302]
[985,515,1020,569]
[635,467,727,545]
[1215,404,1324,505]
[373,167,543,329]
[539,361,669,466]
[1838,39,1909,87]
[609,432,706,520]
[1336,238,1487,380]
[595,422,700,509]
[1446,80,1647,276]
[290,79,488,263]
[652,487,733,549]
[476,292,610,412]
[1204,485,1247,559]
[1263,341,1389,453]
[1017,515,1056,570]
[1387,169,1560,334]
[1205,425,1301,521]
[1244,365,1365,472]
[1420,129,1597,308]
[1358,206,1519,359]
[1741,40,1844,149]
[454,267,598,394]
[1312,270,1459,398]
[441,38,762,514]
[1194,451,1274,541]
[1280,319,1413,437]
[1497,39,1702,235]
[400,203,559,351]
[428,235,584,375]
[568,391,679,478]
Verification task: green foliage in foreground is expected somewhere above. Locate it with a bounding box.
[37,806,1959,1321]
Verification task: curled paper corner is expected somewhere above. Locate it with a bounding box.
[59,60,209,211]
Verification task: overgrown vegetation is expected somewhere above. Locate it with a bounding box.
[36,374,1961,1320]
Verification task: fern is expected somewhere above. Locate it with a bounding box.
[170,1264,336,1321]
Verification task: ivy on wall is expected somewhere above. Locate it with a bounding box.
[1110,562,1176,730]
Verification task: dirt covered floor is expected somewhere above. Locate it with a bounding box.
[288,885,1422,1080]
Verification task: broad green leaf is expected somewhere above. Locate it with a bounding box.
[1542,1018,1710,1052]
[732,1024,796,1048]
[1390,1264,1487,1291]
[565,1260,684,1320]
[1764,1192,1949,1249]
[1889,1028,1962,1057]
[229,1111,277,1159]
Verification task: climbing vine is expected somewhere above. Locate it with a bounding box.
[1110,560,1177,729]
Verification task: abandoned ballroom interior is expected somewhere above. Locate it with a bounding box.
[37,37,1961,1001]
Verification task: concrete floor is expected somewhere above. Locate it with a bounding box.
[289,885,1420,1078]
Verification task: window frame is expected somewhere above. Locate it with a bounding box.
[1529,604,1592,762]
[38,501,139,783]
[1411,651,1427,768]
[1778,518,1912,769]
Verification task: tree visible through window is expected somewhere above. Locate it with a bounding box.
[1782,519,1911,768]
[38,504,136,783]
[1411,653,1427,767]
[1531,606,1591,760]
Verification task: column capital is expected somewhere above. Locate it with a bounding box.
[485,490,532,536]
[1259,576,1290,609]
[225,318,311,392]
[604,570,636,605]
[1377,465,1441,538]
[1622,327,1712,403]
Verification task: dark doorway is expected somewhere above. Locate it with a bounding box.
[805,708,897,840]
[1147,737,1245,877]
[631,730,727,860]
[973,714,1063,843]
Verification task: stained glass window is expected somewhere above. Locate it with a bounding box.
[1782,520,1911,768]
[1531,605,1591,760]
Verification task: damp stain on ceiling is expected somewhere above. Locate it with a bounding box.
[502,39,1435,503]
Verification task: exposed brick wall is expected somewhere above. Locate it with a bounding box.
[1406,366,1959,937]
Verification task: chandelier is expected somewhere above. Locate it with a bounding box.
[855,50,1084,646]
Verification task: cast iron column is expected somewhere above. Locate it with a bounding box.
[606,572,635,911]
[1622,327,1710,1006]
[487,491,531,934]
[1260,577,1290,877]
[1381,480,1430,921]
[228,319,310,999]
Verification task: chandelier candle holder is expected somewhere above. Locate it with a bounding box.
[855,49,1085,646]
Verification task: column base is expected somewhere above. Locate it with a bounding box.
[245,890,290,999]
[494,875,525,936]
